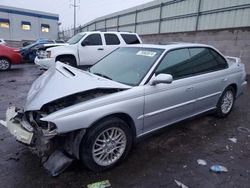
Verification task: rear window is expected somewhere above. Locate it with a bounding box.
[121,34,140,44]
[105,34,120,45]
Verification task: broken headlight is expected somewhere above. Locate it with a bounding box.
[37,50,49,59]
[26,112,57,136]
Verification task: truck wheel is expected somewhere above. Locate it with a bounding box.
[79,117,133,172]
[0,58,11,71]
[57,57,77,67]
[215,86,235,118]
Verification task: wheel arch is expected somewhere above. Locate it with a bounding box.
[227,83,238,97]
[89,112,137,141]
[0,56,12,64]
[56,54,77,62]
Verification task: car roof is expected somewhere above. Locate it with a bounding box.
[43,43,67,47]
[79,31,138,35]
[124,43,212,51]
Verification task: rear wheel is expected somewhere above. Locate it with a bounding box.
[0,58,11,71]
[215,86,235,118]
[80,117,132,172]
[57,56,77,67]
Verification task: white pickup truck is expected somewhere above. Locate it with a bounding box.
[35,31,142,69]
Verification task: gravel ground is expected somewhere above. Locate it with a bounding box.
[0,64,249,188]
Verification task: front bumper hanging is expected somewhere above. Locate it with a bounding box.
[0,106,33,145]
[0,106,86,176]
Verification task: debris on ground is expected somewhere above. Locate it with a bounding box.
[226,145,230,151]
[0,120,6,127]
[228,137,237,143]
[183,165,187,169]
[174,180,189,188]
[197,159,207,166]
[237,127,250,134]
[210,165,228,173]
[87,180,111,188]
[7,79,16,83]
[43,150,73,177]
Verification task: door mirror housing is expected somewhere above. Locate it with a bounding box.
[150,74,173,85]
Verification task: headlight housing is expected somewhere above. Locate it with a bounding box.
[47,51,51,58]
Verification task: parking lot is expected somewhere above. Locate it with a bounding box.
[0,64,249,188]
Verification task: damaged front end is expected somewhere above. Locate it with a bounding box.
[0,62,131,176]
[1,106,86,176]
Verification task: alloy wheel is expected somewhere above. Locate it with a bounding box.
[221,90,234,114]
[92,127,127,166]
[0,59,10,70]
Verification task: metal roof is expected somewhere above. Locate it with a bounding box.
[0,5,59,21]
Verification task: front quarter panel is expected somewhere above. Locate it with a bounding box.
[41,86,145,135]
[49,45,78,60]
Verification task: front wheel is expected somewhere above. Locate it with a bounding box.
[80,117,132,172]
[0,58,11,71]
[215,86,235,118]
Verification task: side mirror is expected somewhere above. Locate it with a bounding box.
[82,40,90,46]
[150,74,173,86]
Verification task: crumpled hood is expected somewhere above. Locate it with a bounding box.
[25,62,131,111]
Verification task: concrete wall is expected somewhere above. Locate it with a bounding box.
[79,0,250,35]
[141,27,250,74]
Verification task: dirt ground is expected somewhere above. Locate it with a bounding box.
[0,64,249,188]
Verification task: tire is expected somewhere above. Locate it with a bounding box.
[57,56,77,67]
[0,58,11,71]
[215,86,235,118]
[80,117,133,172]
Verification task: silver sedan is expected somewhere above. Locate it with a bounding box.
[1,43,247,176]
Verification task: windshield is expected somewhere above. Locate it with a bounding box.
[90,47,164,86]
[21,43,36,50]
[67,33,85,45]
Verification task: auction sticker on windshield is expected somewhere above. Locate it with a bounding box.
[136,50,157,57]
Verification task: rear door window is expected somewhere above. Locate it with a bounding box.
[209,49,228,69]
[189,48,227,75]
[121,34,140,44]
[104,34,120,45]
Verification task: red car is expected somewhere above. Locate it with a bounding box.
[0,44,23,71]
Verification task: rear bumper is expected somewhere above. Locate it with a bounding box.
[238,81,247,96]
[0,107,33,145]
[35,57,55,69]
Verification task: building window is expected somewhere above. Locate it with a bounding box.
[21,21,31,30]
[41,24,50,32]
[0,18,10,29]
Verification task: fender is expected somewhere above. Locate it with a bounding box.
[47,45,79,65]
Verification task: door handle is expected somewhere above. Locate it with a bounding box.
[97,48,104,51]
[186,87,194,91]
